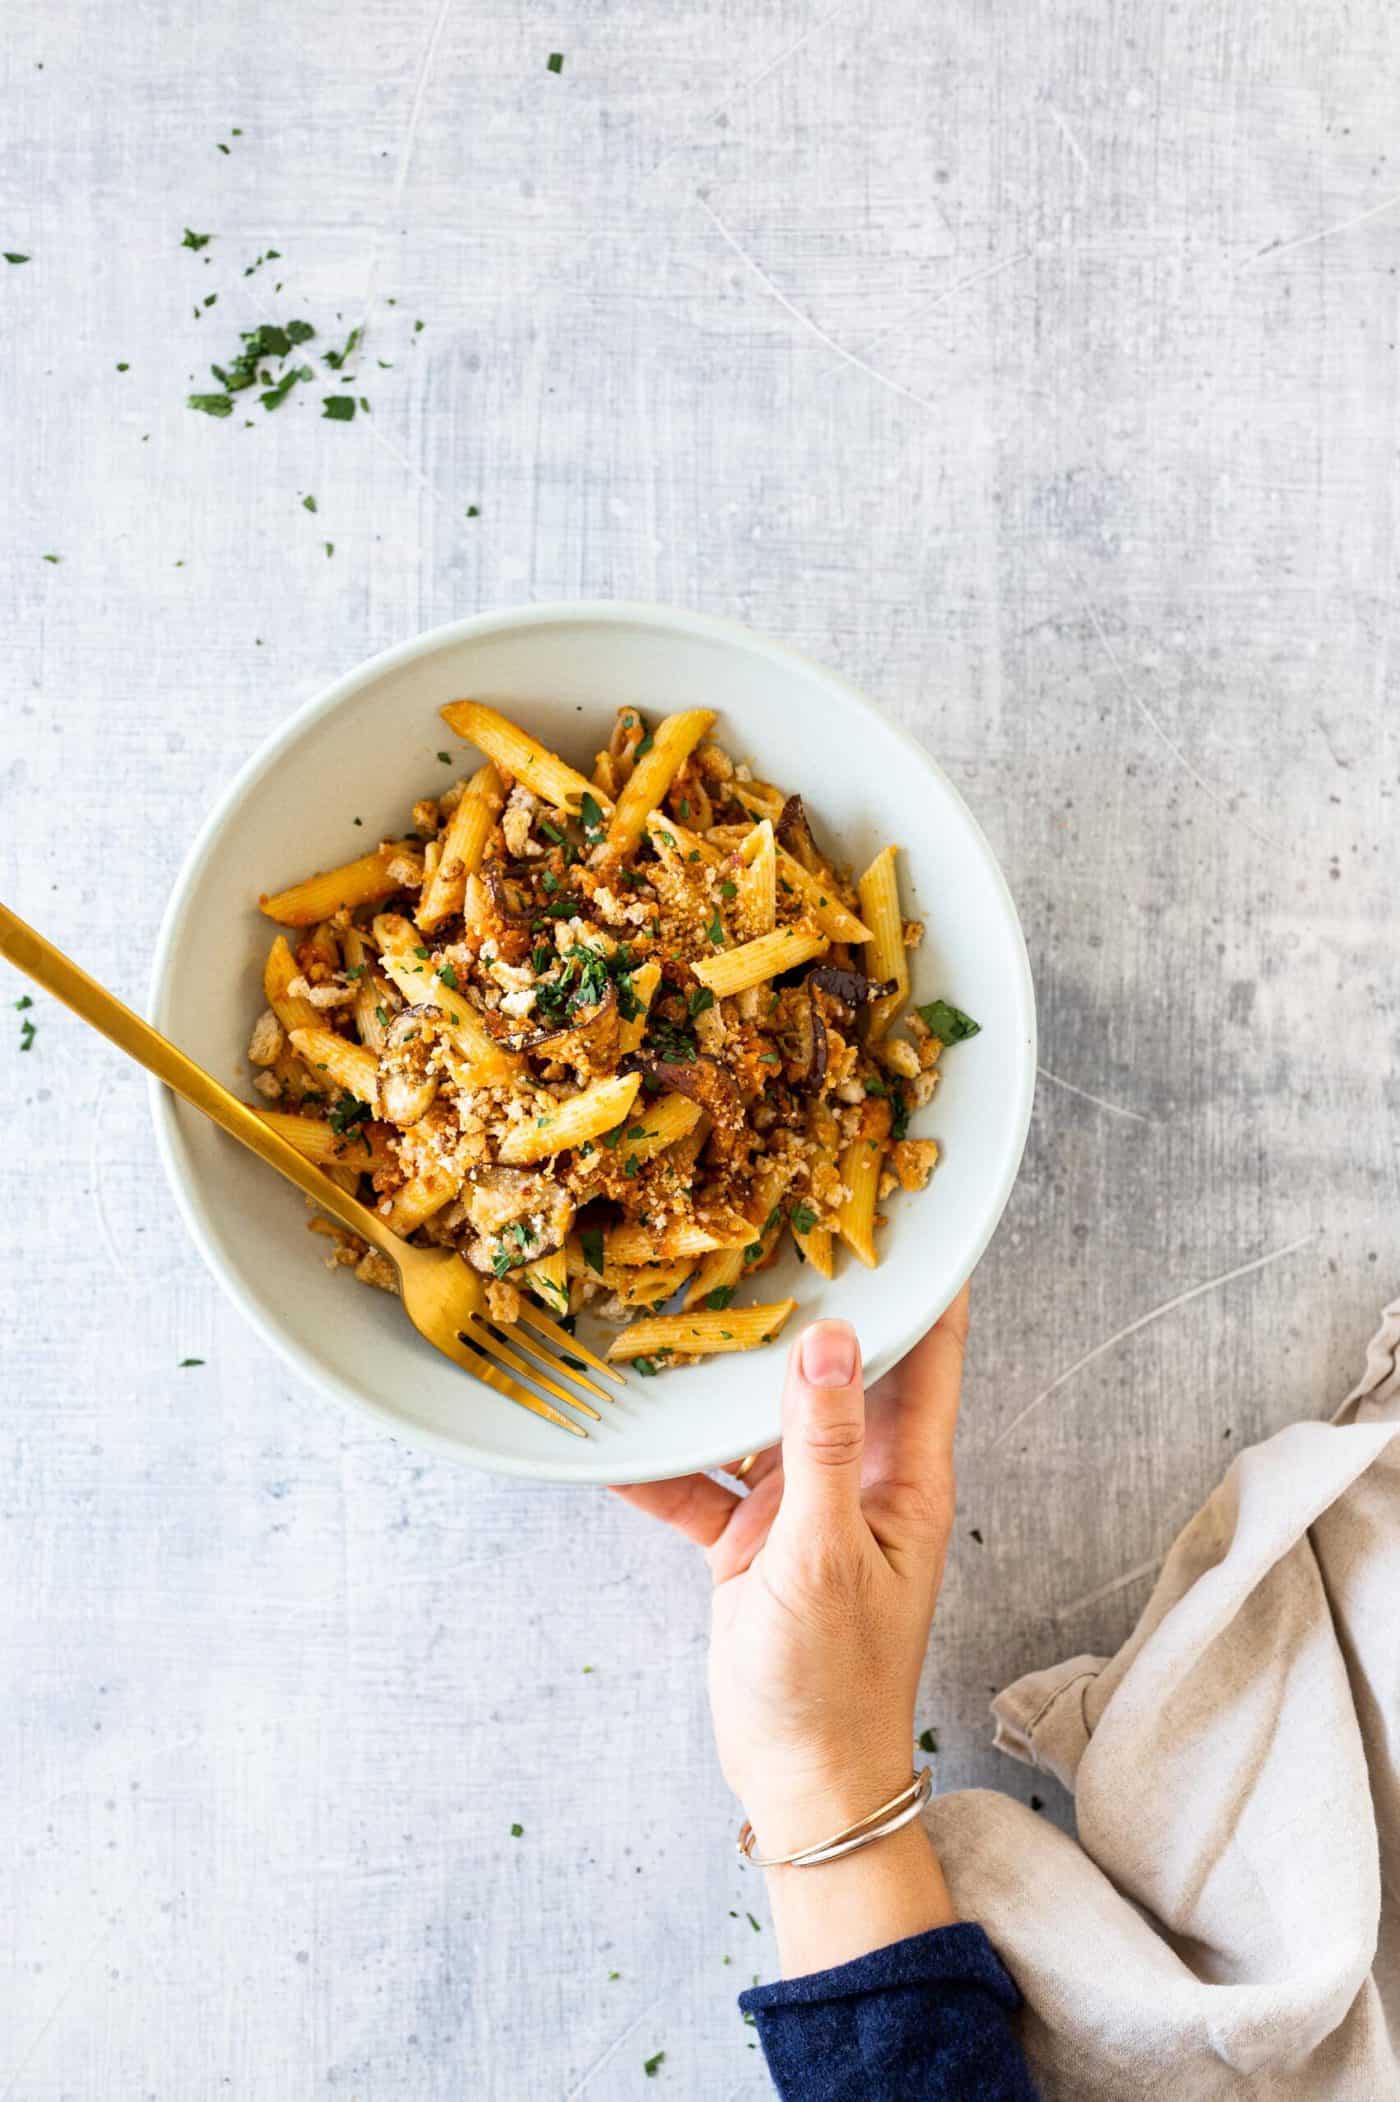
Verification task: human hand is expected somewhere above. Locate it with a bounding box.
[613,1287,970,1865]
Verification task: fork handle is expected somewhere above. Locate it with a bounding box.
[0,899,400,1256]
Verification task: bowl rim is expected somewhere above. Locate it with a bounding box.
[148,599,1037,1482]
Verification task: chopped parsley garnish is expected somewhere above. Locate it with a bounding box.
[789,1202,818,1234]
[375,1005,390,1027]
[531,942,551,973]
[188,392,233,417]
[917,999,980,1044]
[918,1727,939,1754]
[414,945,431,960]
[322,395,355,421]
[466,503,480,517]
[178,1357,205,1367]
[344,964,365,981]
[718,879,737,898]
[14,995,32,1009]
[540,870,559,894]
[615,973,640,1022]
[865,1075,888,1096]
[634,731,654,759]
[579,791,605,841]
[677,798,690,819]
[704,1286,735,1311]
[687,986,714,1018]
[437,962,459,990]
[40,553,60,564]
[579,1225,606,1276]
[743,1241,762,1264]
[600,1124,625,1149]
[303,494,318,512]
[510,1822,524,1837]
[260,365,311,410]
[890,1088,910,1142]
[644,1015,697,1063]
[539,819,565,845]
[328,1091,372,1136]
[706,909,724,946]
[4,252,29,265]
[547,50,564,72]
[747,1912,761,1932]
[322,326,360,371]
[181,228,211,251]
[490,1221,536,1276]
[633,1357,661,1377]
[18,1014,37,1051]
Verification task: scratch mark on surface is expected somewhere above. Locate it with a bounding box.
[0,1910,125,2102]
[1045,102,1094,180]
[355,0,454,338]
[1243,186,1400,266]
[992,1231,1316,1449]
[363,417,460,520]
[563,1989,671,2099]
[1036,1064,1154,1124]
[694,192,940,415]
[1052,1556,1162,1620]
[648,0,860,185]
[845,246,1034,356]
[1082,598,1280,849]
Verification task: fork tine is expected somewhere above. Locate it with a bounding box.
[513,1303,627,1385]
[462,1316,603,1422]
[436,1328,588,1439]
[496,1320,613,1403]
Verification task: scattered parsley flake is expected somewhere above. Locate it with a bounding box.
[643,2052,664,2079]
[322,325,360,371]
[182,228,211,250]
[328,1091,372,1137]
[547,50,565,72]
[14,996,32,1010]
[437,962,459,991]
[719,879,737,898]
[303,494,318,512]
[634,731,654,759]
[706,909,724,946]
[5,253,30,265]
[705,1286,735,1311]
[116,361,129,371]
[414,945,431,960]
[40,553,60,564]
[509,1822,523,1837]
[322,395,355,421]
[324,541,334,558]
[466,503,479,517]
[580,1225,606,1276]
[178,1357,204,1368]
[789,1202,818,1234]
[188,392,233,417]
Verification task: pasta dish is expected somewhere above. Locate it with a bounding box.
[246,701,970,1373]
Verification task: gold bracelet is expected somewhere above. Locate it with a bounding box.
[737,1767,934,1869]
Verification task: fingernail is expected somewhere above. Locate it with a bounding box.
[800,1321,858,1387]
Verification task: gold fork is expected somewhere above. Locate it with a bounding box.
[0,901,620,1439]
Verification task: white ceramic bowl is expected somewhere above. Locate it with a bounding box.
[150,603,1035,1483]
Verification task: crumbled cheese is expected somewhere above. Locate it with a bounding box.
[499,987,537,1019]
[247,1007,285,1066]
[287,974,355,1010]
[251,1069,282,1100]
[501,784,538,858]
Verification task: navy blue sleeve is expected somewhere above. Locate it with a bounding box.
[738,1923,1039,2100]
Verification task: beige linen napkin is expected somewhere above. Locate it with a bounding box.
[928,1294,1400,2100]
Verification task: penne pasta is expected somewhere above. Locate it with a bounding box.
[681,1246,746,1312]
[417,762,504,931]
[256,1108,394,1175]
[260,842,404,926]
[498,1072,642,1164]
[614,1090,703,1164]
[521,1246,570,1317]
[776,848,872,943]
[608,1260,695,1308]
[617,959,662,1056]
[731,781,787,823]
[288,1026,380,1106]
[835,1134,884,1268]
[606,1300,798,1361]
[606,709,717,856]
[381,1168,460,1237]
[646,809,723,867]
[373,913,522,1084]
[264,934,322,1035]
[857,845,908,1041]
[439,700,607,816]
[606,1217,752,1264]
[246,698,971,1359]
[691,924,828,999]
[737,819,777,938]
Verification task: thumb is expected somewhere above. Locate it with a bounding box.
[772,1319,866,1543]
